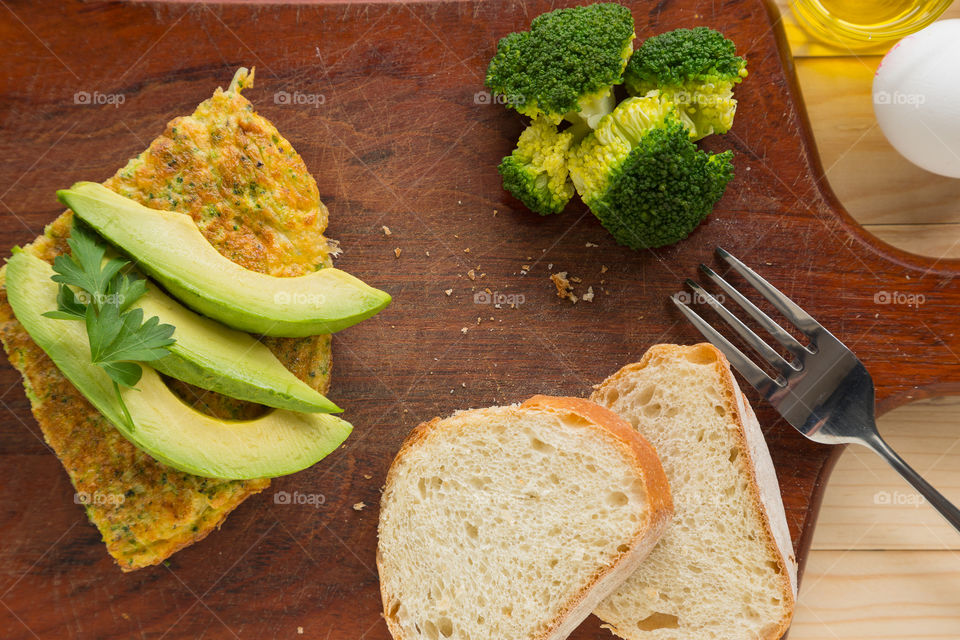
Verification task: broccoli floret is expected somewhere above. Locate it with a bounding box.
[498,117,576,215]
[569,94,733,249]
[485,3,635,128]
[624,27,747,139]
[568,92,681,200]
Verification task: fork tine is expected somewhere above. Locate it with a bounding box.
[699,264,810,358]
[685,279,795,378]
[670,294,780,396]
[716,247,822,338]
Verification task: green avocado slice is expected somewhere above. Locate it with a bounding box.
[58,182,392,338]
[13,250,340,414]
[6,250,352,479]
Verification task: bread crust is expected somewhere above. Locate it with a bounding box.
[591,343,797,640]
[520,396,674,640]
[520,395,674,533]
[377,397,674,640]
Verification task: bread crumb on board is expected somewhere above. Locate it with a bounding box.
[550,271,597,303]
[382,225,392,236]
[550,272,578,304]
[353,502,366,511]
[394,247,402,258]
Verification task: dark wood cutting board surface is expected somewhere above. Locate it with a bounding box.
[2,0,959,638]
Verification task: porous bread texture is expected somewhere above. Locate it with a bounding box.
[591,343,796,640]
[377,396,673,640]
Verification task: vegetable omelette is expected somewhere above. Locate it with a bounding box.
[0,68,338,570]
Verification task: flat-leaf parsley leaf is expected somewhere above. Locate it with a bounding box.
[42,221,176,428]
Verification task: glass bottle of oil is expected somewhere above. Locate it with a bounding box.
[791,0,953,48]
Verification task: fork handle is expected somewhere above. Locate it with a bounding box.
[864,433,960,534]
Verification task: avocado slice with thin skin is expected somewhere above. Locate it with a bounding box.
[58,182,392,338]
[14,251,340,414]
[5,249,352,479]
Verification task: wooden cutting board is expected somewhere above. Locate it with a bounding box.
[1,0,959,637]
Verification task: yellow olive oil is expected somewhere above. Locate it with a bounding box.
[817,0,917,24]
[791,0,953,48]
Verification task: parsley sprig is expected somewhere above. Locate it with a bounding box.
[42,222,176,428]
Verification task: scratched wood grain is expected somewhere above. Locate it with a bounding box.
[1,1,960,638]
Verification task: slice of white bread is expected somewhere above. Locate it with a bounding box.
[377,395,674,640]
[591,344,797,640]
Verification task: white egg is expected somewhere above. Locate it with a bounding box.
[873,19,960,179]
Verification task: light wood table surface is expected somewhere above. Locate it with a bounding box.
[768,2,960,638]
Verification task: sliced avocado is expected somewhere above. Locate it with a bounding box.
[14,250,340,414]
[5,250,352,479]
[58,182,391,338]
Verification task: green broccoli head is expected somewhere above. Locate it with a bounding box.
[485,3,635,128]
[498,117,576,215]
[569,94,734,249]
[625,27,747,139]
[568,92,691,201]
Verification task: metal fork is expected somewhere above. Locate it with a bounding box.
[672,247,960,534]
